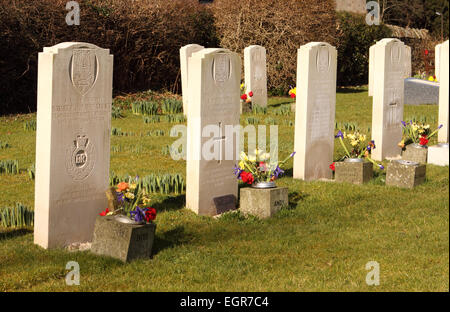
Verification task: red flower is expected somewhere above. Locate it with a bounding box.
[241,171,254,185]
[419,136,429,146]
[425,49,429,55]
[99,208,109,216]
[329,162,335,171]
[248,91,254,97]
[240,94,248,100]
[145,208,157,222]
[290,93,296,98]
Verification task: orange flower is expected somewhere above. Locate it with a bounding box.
[116,182,129,192]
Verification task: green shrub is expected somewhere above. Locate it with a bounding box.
[143,116,161,124]
[165,114,186,123]
[161,98,183,114]
[0,160,19,175]
[336,12,392,86]
[132,100,159,116]
[23,120,36,131]
[0,203,34,228]
[27,163,35,180]
[109,172,185,195]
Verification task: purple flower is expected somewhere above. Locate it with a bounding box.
[379,164,384,170]
[335,131,344,139]
[273,165,285,178]
[233,165,243,180]
[401,121,407,127]
[367,145,372,152]
[116,192,125,203]
[130,206,145,222]
[438,124,443,129]
[289,151,296,158]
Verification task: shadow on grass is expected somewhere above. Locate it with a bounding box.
[152,225,191,256]
[337,87,367,94]
[288,191,309,210]
[153,194,185,213]
[0,228,32,241]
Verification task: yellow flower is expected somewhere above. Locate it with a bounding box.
[239,161,245,169]
[398,140,405,148]
[350,140,358,147]
[260,152,271,161]
[129,183,137,190]
[125,192,135,200]
[240,83,245,90]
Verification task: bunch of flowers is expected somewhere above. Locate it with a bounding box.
[288,86,296,98]
[240,82,253,103]
[234,149,296,185]
[99,178,156,223]
[398,121,442,149]
[428,75,437,82]
[331,130,384,170]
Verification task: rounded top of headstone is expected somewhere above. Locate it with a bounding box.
[43,42,107,53]
[191,48,233,59]
[376,38,404,46]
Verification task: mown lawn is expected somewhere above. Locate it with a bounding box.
[0,87,448,292]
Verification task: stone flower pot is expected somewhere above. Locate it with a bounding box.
[91,215,156,263]
[386,159,426,189]
[334,158,373,185]
[240,186,288,219]
[402,143,428,163]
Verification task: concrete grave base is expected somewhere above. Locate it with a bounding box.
[386,160,426,189]
[335,160,373,185]
[427,144,449,166]
[240,187,288,219]
[91,216,156,262]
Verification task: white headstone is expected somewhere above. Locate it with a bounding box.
[369,41,411,96]
[186,49,241,216]
[293,42,337,181]
[403,45,412,78]
[244,45,267,108]
[438,40,449,143]
[180,44,204,116]
[368,44,375,96]
[435,43,442,82]
[371,39,408,160]
[34,42,113,249]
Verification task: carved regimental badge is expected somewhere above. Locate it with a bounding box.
[71,49,98,95]
[66,135,95,181]
[213,53,231,85]
[316,47,330,73]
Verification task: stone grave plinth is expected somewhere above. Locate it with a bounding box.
[386,160,426,189]
[427,143,449,166]
[240,187,288,219]
[91,216,156,262]
[401,144,428,163]
[335,159,373,185]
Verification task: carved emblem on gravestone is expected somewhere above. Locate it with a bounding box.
[390,44,402,65]
[213,53,230,84]
[71,49,98,95]
[316,47,330,73]
[66,135,95,181]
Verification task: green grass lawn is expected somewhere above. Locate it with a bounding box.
[0,87,448,291]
